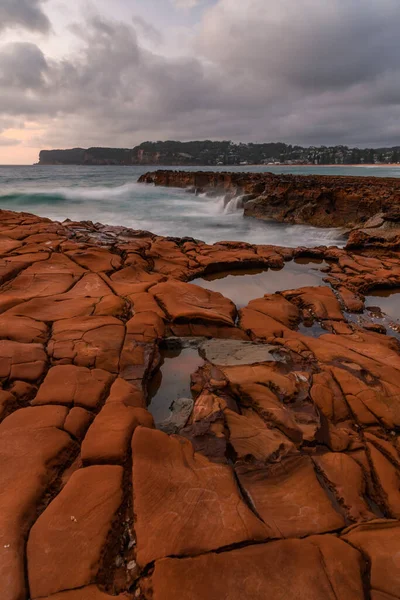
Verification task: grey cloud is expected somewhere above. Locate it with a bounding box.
[132,15,163,45]
[1,1,400,150]
[0,0,50,33]
[0,43,48,89]
[173,0,201,8]
[198,0,400,92]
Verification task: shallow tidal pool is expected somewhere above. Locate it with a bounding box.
[191,258,330,308]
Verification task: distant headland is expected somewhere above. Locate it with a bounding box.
[37,140,400,167]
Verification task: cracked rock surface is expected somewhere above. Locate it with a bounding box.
[0,207,398,599]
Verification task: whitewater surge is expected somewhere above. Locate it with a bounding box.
[0,165,348,247]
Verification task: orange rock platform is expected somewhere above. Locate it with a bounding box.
[0,208,399,599]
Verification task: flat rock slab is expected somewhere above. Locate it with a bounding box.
[225,408,295,462]
[0,405,69,432]
[33,365,114,409]
[6,293,125,321]
[48,317,125,373]
[66,248,122,272]
[82,404,154,464]
[27,465,124,599]
[314,453,375,523]
[131,427,272,567]
[342,520,400,599]
[150,280,236,326]
[236,455,345,538]
[245,294,301,327]
[282,286,344,322]
[0,340,47,382]
[40,587,133,600]
[0,254,85,304]
[144,534,365,600]
[200,339,285,365]
[0,422,76,600]
[0,315,48,344]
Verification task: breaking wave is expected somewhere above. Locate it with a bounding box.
[0,170,348,248]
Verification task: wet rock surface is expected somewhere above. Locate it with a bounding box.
[139,170,400,236]
[0,207,399,599]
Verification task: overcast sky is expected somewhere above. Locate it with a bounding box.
[0,0,400,164]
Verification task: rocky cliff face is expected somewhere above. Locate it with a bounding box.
[38,147,134,165]
[139,170,400,237]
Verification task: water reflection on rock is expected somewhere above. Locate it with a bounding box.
[192,259,330,308]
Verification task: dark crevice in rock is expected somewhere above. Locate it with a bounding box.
[230,457,267,526]
[97,456,137,594]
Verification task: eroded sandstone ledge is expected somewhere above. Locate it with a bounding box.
[0,208,399,599]
[139,170,400,248]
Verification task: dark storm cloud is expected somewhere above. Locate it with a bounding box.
[0,0,50,33]
[0,43,48,89]
[198,0,400,92]
[1,0,400,149]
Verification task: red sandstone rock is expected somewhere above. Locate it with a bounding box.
[225,408,296,462]
[236,455,345,538]
[222,363,318,443]
[147,239,191,279]
[0,390,16,422]
[125,311,165,342]
[337,286,365,312]
[330,365,400,429]
[188,244,265,273]
[245,293,301,327]
[66,248,122,272]
[131,427,271,567]
[2,405,69,431]
[48,317,125,373]
[0,420,76,600]
[107,377,145,408]
[27,465,124,598]
[144,534,365,600]
[82,404,153,464]
[0,208,399,597]
[239,307,302,341]
[150,280,236,325]
[169,321,249,340]
[63,408,94,441]
[119,339,159,383]
[0,315,48,343]
[366,442,400,518]
[38,587,133,600]
[8,380,36,402]
[342,520,400,598]
[5,293,126,321]
[33,365,114,409]
[310,370,350,422]
[0,236,22,254]
[0,254,85,309]
[282,286,344,321]
[130,291,166,318]
[313,453,375,523]
[110,266,164,289]
[0,340,47,382]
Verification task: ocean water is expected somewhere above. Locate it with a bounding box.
[0,164,399,247]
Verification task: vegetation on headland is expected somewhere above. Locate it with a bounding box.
[38,140,400,166]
